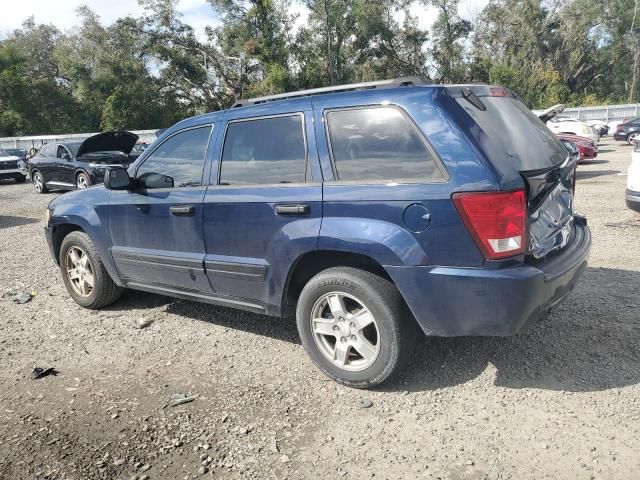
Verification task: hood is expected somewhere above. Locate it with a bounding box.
[0,154,21,162]
[76,131,139,157]
[533,104,566,123]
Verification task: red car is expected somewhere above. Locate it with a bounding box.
[556,133,598,162]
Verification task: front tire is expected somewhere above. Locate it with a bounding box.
[76,172,91,189]
[59,231,123,309]
[296,267,417,388]
[31,170,48,193]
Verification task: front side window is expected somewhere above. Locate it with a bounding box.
[136,126,211,189]
[220,115,307,185]
[326,107,443,182]
[57,146,71,159]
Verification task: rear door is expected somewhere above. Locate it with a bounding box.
[311,96,481,268]
[108,125,214,294]
[202,103,322,313]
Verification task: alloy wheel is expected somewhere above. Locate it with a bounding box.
[33,172,42,192]
[77,174,90,189]
[65,246,95,297]
[310,292,381,372]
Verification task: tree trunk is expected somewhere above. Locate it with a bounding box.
[630,0,640,103]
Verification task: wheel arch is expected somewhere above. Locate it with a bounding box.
[281,250,394,316]
[51,224,85,265]
[74,168,93,184]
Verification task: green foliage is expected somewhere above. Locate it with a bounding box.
[0,0,638,136]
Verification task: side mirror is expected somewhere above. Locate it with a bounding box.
[104,167,131,190]
[137,172,174,189]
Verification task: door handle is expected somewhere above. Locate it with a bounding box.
[274,204,310,216]
[170,205,196,216]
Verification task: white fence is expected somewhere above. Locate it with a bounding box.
[0,129,159,150]
[562,104,640,124]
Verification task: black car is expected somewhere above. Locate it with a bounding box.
[28,131,139,193]
[613,118,640,144]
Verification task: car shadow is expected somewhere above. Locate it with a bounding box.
[103,289,300,345]
[579,159,609,165]
[0,215,39,229]
[103,267,640,394]
[388,267,640,393]
[576,169,620,180]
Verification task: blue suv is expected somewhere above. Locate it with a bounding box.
[44,78,591,388]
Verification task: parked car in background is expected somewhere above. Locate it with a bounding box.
[130,142,149,160]
[585,120,609,137]
[28,131,139,193]
[533,104,599,143]
[627,140,640,212]
[0,148,28,183]
[44,79,591,388]
[547,116,600,143]
[613,118,640,145]
[4,148,28,162]
[556,133,598,162]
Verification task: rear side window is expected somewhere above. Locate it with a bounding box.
[136,126,211,188]
[220,115,307,185]
[326,107,443,182]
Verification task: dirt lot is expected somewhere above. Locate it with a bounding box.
[0,138,639,480]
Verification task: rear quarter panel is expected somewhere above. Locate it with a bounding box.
[312,87,496,268]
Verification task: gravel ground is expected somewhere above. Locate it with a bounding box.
[0,138,639,480]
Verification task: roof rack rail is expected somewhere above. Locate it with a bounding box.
[231,76,431,108]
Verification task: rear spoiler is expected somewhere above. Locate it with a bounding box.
[444,85,523,111]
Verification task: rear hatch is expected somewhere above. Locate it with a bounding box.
[447,86,577,259]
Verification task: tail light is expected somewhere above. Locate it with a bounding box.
[453,190,527,260]
[617,124,623,132]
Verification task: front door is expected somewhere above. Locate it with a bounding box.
[55,145,76,187]
[109,125,214,294]
[202,105,323,314]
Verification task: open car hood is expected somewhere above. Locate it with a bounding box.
[533,104,566,123]
[77,131,139,157]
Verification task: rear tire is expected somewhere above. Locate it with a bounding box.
[59,231,123,309]
[627,132,640,145]
[296,267,417,388]
[31,170,48,193]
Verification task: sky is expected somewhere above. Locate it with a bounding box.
[0,0,489,39]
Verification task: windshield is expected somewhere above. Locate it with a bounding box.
[66,144,80,156]
[457,96,568,171]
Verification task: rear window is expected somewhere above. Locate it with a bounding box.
[326,107,444,182]
[458,96,568,171]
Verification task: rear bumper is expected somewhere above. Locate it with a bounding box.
[613,132,628,141]
[385,217,591,337]
[626,189,640,212]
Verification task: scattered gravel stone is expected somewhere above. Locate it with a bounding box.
[133,317,154,329]
[279,454,291,464]
[357,399,373,409]
[12,291,33,304]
